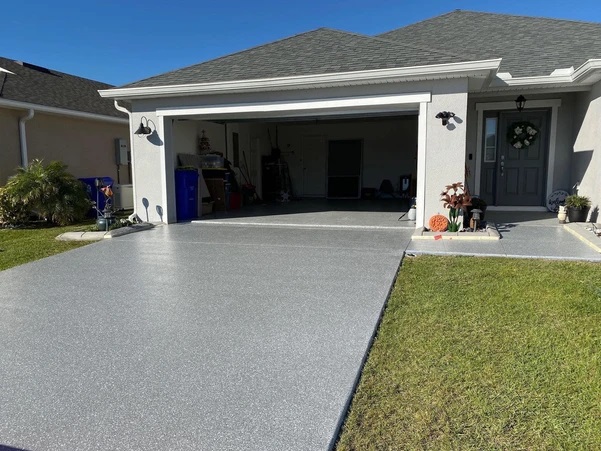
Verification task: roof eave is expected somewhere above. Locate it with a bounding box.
[99,59,502,100]
[487,59,601,90]
[0,98,128,123]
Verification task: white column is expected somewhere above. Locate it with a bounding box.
[416,102,428,228]
[158,116,177,223]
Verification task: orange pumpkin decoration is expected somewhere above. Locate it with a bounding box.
[429,214,449,232]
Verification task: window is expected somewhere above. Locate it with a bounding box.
[484,117,498,163]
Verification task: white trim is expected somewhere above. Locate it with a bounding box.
[487,206,547,212]
[155,93,430,119]
[99,59,502,99]
[0,98,128,124]
[416,102,428,229]
[490,59,601,88]
[475,99,561,112]
[546,104,559,198]
[474,99,562,200]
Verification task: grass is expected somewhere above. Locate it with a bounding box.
[0,222,93,271]
[337,255,601,450]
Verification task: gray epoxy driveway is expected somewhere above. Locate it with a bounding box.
[0,224,411,451]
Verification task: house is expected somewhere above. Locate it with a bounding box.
[99,10,601,227]
[0,57,131,188]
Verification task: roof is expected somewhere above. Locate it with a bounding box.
[0,57,126,119]
[120,28,471,89]
[116,11,601,91]
[379,10,601,78]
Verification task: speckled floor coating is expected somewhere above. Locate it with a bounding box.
[0,223,412,451]
[407,211,601,261]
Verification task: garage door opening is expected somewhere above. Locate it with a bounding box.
[170,113,418,226]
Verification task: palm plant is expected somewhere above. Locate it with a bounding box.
[1,159,91,225]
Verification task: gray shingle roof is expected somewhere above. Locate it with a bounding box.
[121,28,469,89]
[0,57,126,119]
[378,10,601,77]
[118,11,601,90]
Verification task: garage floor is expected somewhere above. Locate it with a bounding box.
[197,198,415,230]
[0,222,413,450]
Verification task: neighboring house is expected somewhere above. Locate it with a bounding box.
[99,11,601,227]
[0,57,130,186]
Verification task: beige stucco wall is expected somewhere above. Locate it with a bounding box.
[0,108,130,186]
[573,81,601,215]
[0,108,22,184]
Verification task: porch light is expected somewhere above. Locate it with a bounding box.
[515,95,526,112]
[134,116,153,135]
[435,111,455,126]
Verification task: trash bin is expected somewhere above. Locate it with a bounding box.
[175,168,199,221]
[79,177,114,215]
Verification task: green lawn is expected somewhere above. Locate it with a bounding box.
[337,256,601,450]
[0,223,92,271]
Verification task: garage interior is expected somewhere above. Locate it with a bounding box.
[171,113,419,222]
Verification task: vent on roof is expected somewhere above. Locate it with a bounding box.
[15,61,53,74]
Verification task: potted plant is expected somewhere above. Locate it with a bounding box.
[564,194,591,223]
[440,182,472,232]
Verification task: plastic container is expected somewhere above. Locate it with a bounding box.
[200,155,224,168]
[175,168,199,221]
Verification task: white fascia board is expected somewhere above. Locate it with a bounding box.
[155,93,431,119]
[0,98,128,124]
[99,59,501,100]
[489,59,601,89]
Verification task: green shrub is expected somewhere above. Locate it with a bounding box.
[564,194,591,209]
[0,187,30,225]
[0,159,91,226]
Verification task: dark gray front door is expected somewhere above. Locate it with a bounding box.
[496,111,548,206]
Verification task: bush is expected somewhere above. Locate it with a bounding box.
[0,159,91,226]
[564,194,591,209]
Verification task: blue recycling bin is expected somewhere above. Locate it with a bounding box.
[175,168,199,221]
[79,177,114,215]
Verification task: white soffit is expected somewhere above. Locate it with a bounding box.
[155,93,431,119]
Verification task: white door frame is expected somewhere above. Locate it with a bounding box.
[474,99,561,206]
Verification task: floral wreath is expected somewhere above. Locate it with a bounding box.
[507,121,539,149]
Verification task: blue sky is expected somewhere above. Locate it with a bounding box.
[3,0,601,86]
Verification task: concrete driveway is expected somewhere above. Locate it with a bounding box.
[0,223,412,450]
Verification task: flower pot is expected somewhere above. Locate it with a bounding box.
[97,216,116,231]
[567,206,590,223]
[407,206,416,221]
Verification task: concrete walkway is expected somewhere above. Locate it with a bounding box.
[407,211,601,261]
[0,223,412,451]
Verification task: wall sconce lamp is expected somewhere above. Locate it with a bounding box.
[134,116,153,136]
[515,95,526,112]
[435,111,455,126]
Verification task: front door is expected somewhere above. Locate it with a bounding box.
[482,111,548,206]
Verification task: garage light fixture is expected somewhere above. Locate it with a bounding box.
[515,95,527,112]
[134,116,153,136]
[435,111,455,126]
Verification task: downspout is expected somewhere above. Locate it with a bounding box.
[114,101,137,217]
[18,109,34,167]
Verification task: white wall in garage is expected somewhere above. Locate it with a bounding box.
[274,117,417,196]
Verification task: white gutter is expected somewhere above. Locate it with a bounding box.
[99,59,502,99]
[18,109,34,167]
[490,59,601,88]
[0,98,128,124]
